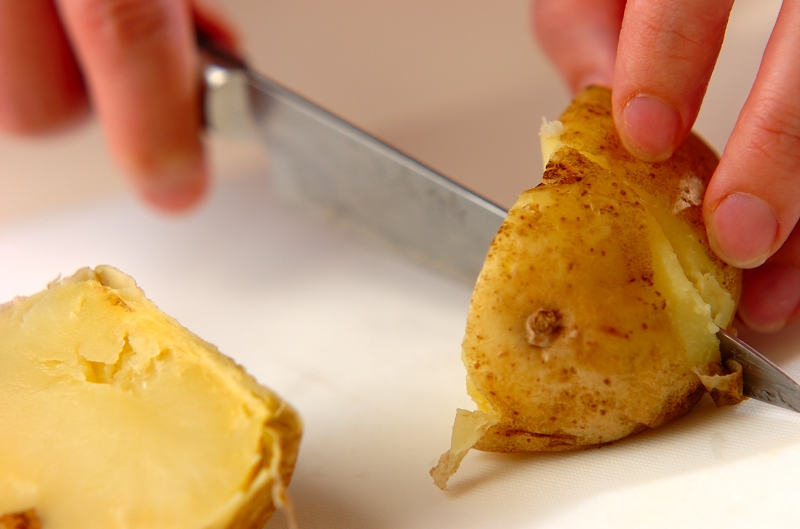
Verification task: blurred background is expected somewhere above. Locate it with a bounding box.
[0,0,782,223]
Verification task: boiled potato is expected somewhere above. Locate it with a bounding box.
[0,266,301,528]
[431,86,743,489]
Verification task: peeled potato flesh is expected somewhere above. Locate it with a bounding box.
[0,266,302,528]
[431,87,743,489]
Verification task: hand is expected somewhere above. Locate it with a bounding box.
[533,0,800,332]
[0,0,237,212]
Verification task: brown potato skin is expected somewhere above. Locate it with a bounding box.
[462,88,742,453]
[0,510,41,529]
[466,149,703,451]
[557,86,740,301]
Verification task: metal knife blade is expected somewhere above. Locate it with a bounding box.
[198,36,800,413]
[199,35,506,285]
[718,329,800,412]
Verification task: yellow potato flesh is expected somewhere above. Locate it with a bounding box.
[0,266,301,528]
[431,87,743,489]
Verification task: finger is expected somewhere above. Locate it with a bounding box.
[704,1,800,269]
[531,0,625,93]
[56,0,206,211]
[612,0,734,161]
[0,0,87,134]
[738,226,800,333]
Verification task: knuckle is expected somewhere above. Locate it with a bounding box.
[76,0,171,47]
[746,93,800,176]
[629,0,731,66]
[636,14,705,61]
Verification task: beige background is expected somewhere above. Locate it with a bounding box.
[0,0,783,223]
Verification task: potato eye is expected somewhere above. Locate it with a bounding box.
[526,309,562,347]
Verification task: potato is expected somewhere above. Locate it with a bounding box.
[0,510,41,529]
[431,87,743,489]
[0,266,301,528]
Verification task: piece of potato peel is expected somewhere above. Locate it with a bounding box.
[694,360,745,407]
[0,266,301,529]
[431,87,744,490]
[430,409,499,490]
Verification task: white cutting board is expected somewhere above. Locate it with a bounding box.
[2,174,800,529]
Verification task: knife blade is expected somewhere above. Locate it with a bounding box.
[199,34,505,286]
[718,329,800,412]
[198,35,800,413]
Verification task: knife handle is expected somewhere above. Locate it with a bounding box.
[196,26,247,71]
[196,26,257,138]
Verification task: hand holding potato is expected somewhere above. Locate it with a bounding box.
[431,87,743,490]
[533,0,800,333]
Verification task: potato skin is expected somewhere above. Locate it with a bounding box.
[226,377,303,529]
[460,87,742,453]
[465,148,704,452]
[556,87,740,301]
[0,510,41,529]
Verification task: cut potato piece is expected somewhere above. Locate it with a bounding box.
[0,266,301,528]
[432,87,743,489]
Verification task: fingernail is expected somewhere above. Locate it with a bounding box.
[708,192,778,268]
[619,94,680,161]
[139,156,207,212]
[738,263,800,333]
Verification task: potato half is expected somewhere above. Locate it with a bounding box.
[0,266,301,528]
[431,87,743,489]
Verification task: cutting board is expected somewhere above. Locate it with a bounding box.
[2,174,800,528]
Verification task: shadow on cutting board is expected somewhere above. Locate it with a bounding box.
[268,480,383,529]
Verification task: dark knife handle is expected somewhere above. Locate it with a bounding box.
[195,25,247,72]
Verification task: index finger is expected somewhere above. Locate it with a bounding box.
[612,0,735,162]
[56,0,206,211]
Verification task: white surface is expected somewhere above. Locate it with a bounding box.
[3,174,800,529]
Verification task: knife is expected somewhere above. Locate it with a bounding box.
[718,329,800,412]
[198,32,505,286]
[197,35,800,413]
